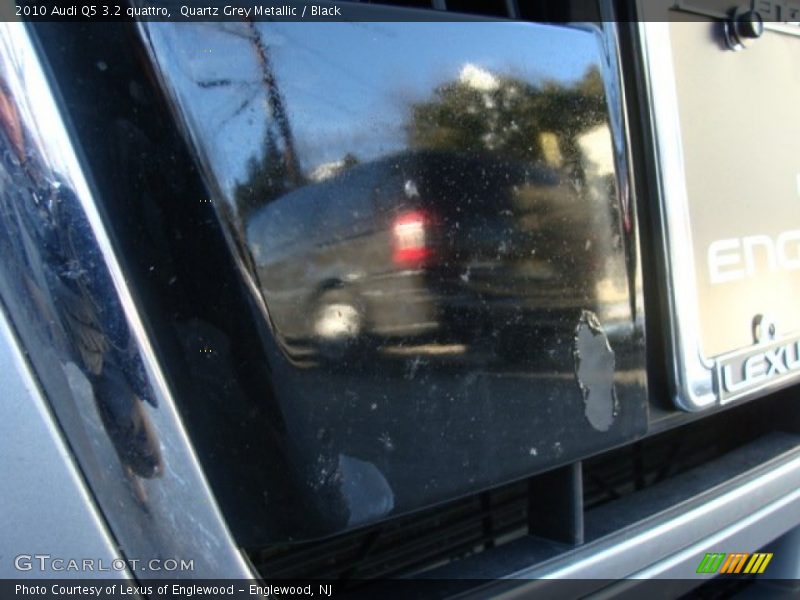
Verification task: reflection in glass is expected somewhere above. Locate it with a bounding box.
[145,21,646,539]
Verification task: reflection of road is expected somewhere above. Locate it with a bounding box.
[274,340,645,531]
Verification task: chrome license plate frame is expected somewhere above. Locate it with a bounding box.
[639,20,800,411]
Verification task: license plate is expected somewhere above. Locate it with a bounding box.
[642,21,800,410]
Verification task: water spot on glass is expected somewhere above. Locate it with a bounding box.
[378,432,394,452]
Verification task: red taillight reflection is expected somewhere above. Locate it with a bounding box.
[392,210,430,265]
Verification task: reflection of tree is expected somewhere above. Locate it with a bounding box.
[234,126,294,221]
[231,22,304,221]
[190,22,302,221]
[233,64,606,221]
[407,65,605,175]
[247,22,302,187]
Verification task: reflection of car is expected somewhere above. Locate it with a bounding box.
[247,150,603,356]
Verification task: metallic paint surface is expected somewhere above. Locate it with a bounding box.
[0,22,252,578]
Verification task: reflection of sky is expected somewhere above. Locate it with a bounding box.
[147,22,603,194]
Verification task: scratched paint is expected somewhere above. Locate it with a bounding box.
[574,310,618,432]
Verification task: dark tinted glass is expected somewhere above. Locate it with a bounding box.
[142,21,647,543]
